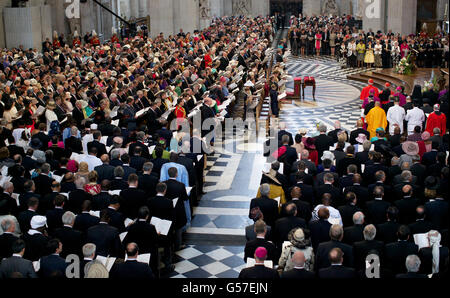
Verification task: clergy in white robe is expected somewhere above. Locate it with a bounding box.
[386,99,406,135]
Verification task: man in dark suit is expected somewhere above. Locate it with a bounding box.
[368,171,393,202]
[244,220,277,263]
[376,206,401,244]
[309,208,332,252]
[337,147,361,177]
[67,177,92,215]
[32,163,54,197]
[110,242,154,279]
[343,174,370,208]
[343,211,365,245]
[384,225,419,275]
[0,239,37,278]
[316,173,342,207]
[280,251,315,279]
[92,180,112,211]
[283,187,312,223]
[87,131,107,157]
[53,211,84,258]
[73,200,100,233]
[290,173,315,206]
[278,135,298,176]
[394,185,420,225]
[343,174,371,209]
[39,181,62,216]
[163,168,189,250]
[94,155,116,183]
[45,194,66,236]
[338,166,357,191]
[120,154,137,181]
[128,131,150,160]
[122,206,159,276]
[110,166,129,191]
[338,192,362,228]
[249,184,279,228]
[272,203,306,252]
[315,225,354,270]
[318,248,356,278]
[424,188,448,230]
[408,206,436,235]
[39,239,68,278]
[363,153,389,185]
[17,197,39,233]
[86,210,123,258]
[106,196,126,232]
[395,255,428,278]
[352,224,385,270]
[146,183,176,273]
[238,247,279,279]
[314,124,334,161]
[365,186,391,225]
[119,174,147,220]
[0,219,19,260]
[138,162,159,198]
[130,147,147,173]
[64,127,83,153]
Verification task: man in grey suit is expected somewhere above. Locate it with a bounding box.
[0,239,38,278]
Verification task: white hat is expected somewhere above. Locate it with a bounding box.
[30,215,47,229]
[73,30,79,37]
[90,123,98,130]
[244,81,254,87]
[321,151,335,161]
[92,30,97,36]
[112,27,117,35]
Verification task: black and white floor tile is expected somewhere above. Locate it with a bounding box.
[174,55,366,279]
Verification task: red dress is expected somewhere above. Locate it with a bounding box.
[308,149,319,166]
[204,54,212,68]
[73,39,81,47]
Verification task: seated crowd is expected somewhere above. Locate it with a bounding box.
[243,106,449,278]
[0,16,284,278]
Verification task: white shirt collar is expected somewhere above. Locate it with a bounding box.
[12,254,22,258]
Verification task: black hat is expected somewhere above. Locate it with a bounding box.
[424,176,439,190]
[29,138,43,150]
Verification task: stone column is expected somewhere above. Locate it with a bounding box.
[387,0,416,35]
[138,0,147,18]
[362,0,386,33]
[210,0,223,18]
[251,0,269,17]
[303,0,321,16]
[149,0,174,37]
[80,0,95,36]
[223,0,232,16]
[129,0,139,19]
[339,0,352,15]
[174,0,199,33]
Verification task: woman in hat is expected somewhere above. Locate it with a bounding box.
[76,162,90,181]
[45,101,58,132]
[278,228,314,272]
[83,171,101,196]
[174,98,187,130]
[304,137,318,166]
[417,131,432,158]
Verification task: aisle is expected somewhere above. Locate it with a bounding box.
[169,54,368,278]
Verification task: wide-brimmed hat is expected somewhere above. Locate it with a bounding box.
[402,141,419,156]
[304,137,316,150]
[321,150,335,161]
[30,138,43,150]
[424,176,439,190]
[298,128,308,135]
[46,100,56,109]
[421,131,431,141]
[293,228,305,242]
[244,81,254,87]
[356,133,368,144]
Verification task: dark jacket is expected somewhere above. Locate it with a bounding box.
[110,260,154,279]
[272,216,307,249]
[94,164,115,182]
[249,196,279,228]
[0,255,38,278]
[280,268,315,279]
[309,219,332,252]
[238,265,280,279]
[318,265,356,278]
[353,239,385,270]
[315,240,354,270]
[384,240,419,275]
[244,237,277,263]
[343,224,365,245]
[53,226,84,258]
[39,254,68,278]
[86,222,123,258]
[73,212,100,233]
[119,188,147,220]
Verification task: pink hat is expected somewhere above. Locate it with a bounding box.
[369,89,375,94]
[396,86,402,91]
[421,131,431,141]
[255,247,267,259]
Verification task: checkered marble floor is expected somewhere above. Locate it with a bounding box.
[167,245,245,278]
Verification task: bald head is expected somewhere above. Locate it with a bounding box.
[291,251,306,268]
[291,187,301,199]
[318,207,330,220]
[329,248,344,265]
